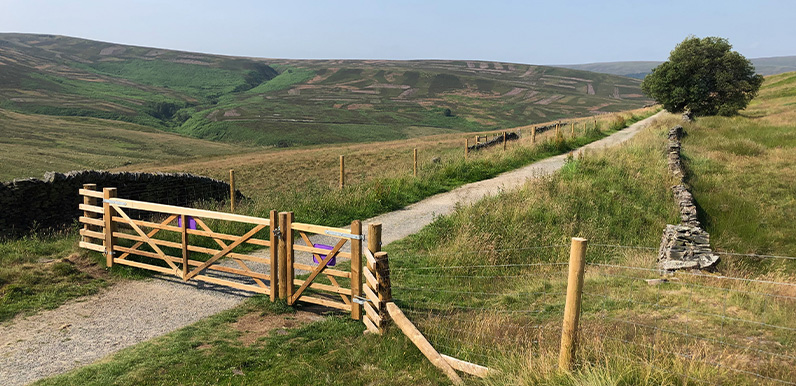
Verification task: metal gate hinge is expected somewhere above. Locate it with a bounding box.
[352,295,372,305]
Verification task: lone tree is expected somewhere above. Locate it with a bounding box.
[641,36,764,117]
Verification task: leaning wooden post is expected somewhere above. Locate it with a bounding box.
[285,212,295,304]
[278,212,289,300]
[413,148,418,177]
[464,138,469,158]
[102,187,117,268]
[269,210,279,302]
[350,220,363,320]
[229,169,236,213]
[559,237,588,372]
[503,131,507,150]
[339,155,345,189]
[387,303,464,385]
[82,183,98,244]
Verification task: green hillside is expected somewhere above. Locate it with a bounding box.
[0,33,651,148]
[559,56,796,78]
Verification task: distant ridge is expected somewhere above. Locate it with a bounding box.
[0,33,650,148]
[558,56,796,79]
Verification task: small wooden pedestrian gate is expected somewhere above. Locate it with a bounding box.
[77,185,387,322]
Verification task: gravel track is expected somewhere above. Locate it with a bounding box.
[0,112,663,385]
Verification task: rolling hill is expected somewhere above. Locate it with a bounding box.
[0,33,651,149]
[559,56,796,79]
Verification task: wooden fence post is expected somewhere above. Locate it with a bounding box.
[555,122,560,138]
[465,139,469,158]
[339,155,345,189]
[82,184,98,244]
[375,251,391,332]
[181,214,189,279]
[559,237,588,372]
[102,187,117,268]
[532,126,537,144]
[571,122,575,138]
[278,212,289,300]
[351,220,363,320]
[285,212,294,304]
[503,131,507,151]
[269,210,279,302]
[413,148,418,177]
[229,169,235,213]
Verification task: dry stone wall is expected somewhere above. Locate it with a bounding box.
[657,125,720,271]
[467,132,519,152]
[0,170,243,238]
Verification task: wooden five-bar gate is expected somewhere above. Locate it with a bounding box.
[78,185,391,329]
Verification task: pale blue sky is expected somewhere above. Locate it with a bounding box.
[1,0,794,64]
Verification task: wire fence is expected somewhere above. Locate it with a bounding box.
[389,243,796,385]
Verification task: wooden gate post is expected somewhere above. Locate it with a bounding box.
[285,212,295,304]
[269,210,279,302]
[102,187,117,268]
[350,220,363,320]
[375,251,391,332]
[559,237,588,371]
[229,169,236,213]
[181,214,189,279]
[82,184,98,244]
[278,212,289,300]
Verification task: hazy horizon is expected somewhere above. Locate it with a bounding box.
[2,0,795,65]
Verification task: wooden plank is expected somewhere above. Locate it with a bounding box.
[386,302,463,385]
[293,279,352,295]
[113,245,271,281]
[440,354,492,378]
[289,238,347,303]
[115,232,271,265]
[106,198,271,226]
[184,224,267,281]
[79,241,105,253]
[278,212,288,300]
[181,214,189,279]
[269,210,278,303]
[293,263,350,278]
[193,274,269,295]
[364,267,378,291]
[325,275,351,306]
[363,283,379,305]
[113,205,179,273]
[364,301,382,325]
[79,228,105,239]
[290,222,351,237]
[350,220,362,321]
[79,204,104,214]
[79,188,104,198]
[115,214,178,260]
[285,212,295,303]
[292,244,351,259]
[113,216,270,247]
[103,188,116,268]
[364,248,377,268]
[79,216,105,227]
[363,313,379,334]
[113,258,176,275]
[299,295,349,311]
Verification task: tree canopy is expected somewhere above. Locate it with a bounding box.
[641,36,764,116]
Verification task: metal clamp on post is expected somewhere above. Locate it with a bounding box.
[352,295,372,305]
[102,199,127,206]
[272,226,282,239]
[325,230,364,240]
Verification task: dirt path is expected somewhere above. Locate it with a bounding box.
[0,112,663,385]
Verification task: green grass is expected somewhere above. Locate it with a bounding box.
[247,68,315,93]
[33,298,447,386]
